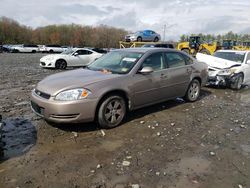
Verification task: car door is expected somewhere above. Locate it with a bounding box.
[142,30,151,41]
[76,50,92,66]
[163,52,193,98]
[132,52,168,107]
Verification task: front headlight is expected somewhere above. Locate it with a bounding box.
[55,88,91,101]
[218,69,231,75]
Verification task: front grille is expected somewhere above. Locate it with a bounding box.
[35,89,50,99]
[31,101,44,116]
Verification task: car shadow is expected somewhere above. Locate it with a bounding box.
[125,88,211,123]
[0,118,37,162]
[50,89,212,132]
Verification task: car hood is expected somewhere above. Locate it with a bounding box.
[196,53,241,69]
[36,69,122,96]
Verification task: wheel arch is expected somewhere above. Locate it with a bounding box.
[94,89,130,120]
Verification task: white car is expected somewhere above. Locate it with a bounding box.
[12,44,39,53]
[40,48,103,69]
[196,50,250,90]
[39,45,66,53]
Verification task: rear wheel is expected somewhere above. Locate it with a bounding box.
[184,79,201,102]
[230,73,243,90]
[98,95,126,129]
[154,37,159,42]
[49,49,54,53]
[55,59,67,69]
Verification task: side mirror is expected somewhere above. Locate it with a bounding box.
[73,52,79,56]
[139,66,154,74]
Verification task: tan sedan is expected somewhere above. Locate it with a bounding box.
[31,48,208,128]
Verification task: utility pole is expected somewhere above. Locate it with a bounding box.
[163,24,166,42]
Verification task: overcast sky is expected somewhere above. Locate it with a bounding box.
[1,0,250,40]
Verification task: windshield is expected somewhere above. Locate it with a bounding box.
[87,51,143,74]
[214,52,245,63]
[61,49,74,55]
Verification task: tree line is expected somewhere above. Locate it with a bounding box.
[0,17,128,48]
[179,31,250,43]
[1,16,250,47]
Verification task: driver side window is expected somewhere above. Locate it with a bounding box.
[141,53,165,71]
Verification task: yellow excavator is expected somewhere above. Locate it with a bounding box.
[177,36,218,56]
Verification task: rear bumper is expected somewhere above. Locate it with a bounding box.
[30,90,98,123]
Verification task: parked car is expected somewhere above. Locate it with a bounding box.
[31,48,208,128]
[196,50,250,89]
[142,43,174,49]
[39,44,66,53]
[40,48,103,69]
[125,30,161,42]
[12,44,39,53]
[1,45,12,52]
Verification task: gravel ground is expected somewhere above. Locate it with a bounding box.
[0,53,250,188]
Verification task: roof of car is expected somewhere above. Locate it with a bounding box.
[113,47,178,53]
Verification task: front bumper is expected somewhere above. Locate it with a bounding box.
[39,61,54,68]
[207,73,238,86]
[30,90,98,123]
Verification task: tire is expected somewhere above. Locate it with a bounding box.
[184,79,201,102]
[49,49,54,53]
[181,49,190,54]
[154,37,159,42]
[230,73,243,90]
[199,49,211,55]
[137,37,142,42]
[32,50,36,53]
[98,95,126,129]
[55,59,67,70]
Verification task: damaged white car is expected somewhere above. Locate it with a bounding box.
[196,50,250,90]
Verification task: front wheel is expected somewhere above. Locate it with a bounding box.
[184,79,201,102]
[230,73,243,90]
[199,49,211,55]
[98,95,126,129]
[55,60,67,69]
[181,49,190,54]
[137,37,142,42]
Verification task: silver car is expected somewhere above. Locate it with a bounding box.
[125,30,161,42]
[31,48,208,128]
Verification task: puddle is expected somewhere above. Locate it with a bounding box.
[0,118,37,160]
